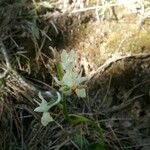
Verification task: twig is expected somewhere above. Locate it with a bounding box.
[103,94,144,114]
[71,3,118,13]
[0,39,11,79]
[89,52,150,79]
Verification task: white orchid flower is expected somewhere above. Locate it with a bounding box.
[55,50,87,97]
[34,92,61,126]
[61,50,76,71]
[54,69,86,97]
[34,96,51,112]
[55,69,86,89]
[34,96,53,126]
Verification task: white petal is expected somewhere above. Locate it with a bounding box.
[61,50,68,63]
[69,50,76,62]
[61,50,76,71]
[76,88,86,98]
[41,112,53,126]
[63,71,74,87]
[41,98,48,105]
[41,100,50,111]
[67,62,75,71]
[76,70,86,84]
[34,106,44,112]
[76,77,86,84]
[34,106,47,112]
[34,98,50,112]
[38,91,45,102]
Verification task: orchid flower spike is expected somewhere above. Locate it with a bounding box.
[55,50,87,97]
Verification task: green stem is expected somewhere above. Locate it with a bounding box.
[56,62,64,80]
[62,93,70,121]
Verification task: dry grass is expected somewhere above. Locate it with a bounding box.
[0,0,150,150]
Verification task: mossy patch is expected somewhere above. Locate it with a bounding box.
[106,25,150,54]
[62,18,150,68]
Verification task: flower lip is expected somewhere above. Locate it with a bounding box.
[41,112,53,126]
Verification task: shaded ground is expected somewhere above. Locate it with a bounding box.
[87,53,150,149]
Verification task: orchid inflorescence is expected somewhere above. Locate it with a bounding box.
[34,50,86,126]
[54,50,86,97]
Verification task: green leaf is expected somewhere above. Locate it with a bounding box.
[56,62,64,80]
[31,21,40,40]
[69,114,93,124]
[0,79,4,88]
[73,134,89,150]
[88,143,107,150]
[27,9,38,19]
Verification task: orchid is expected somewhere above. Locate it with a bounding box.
[34,91,61,126]
[55,70,86,88]
[55,50,87,98]
[34,93,52,112]
[54,70,86,97]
